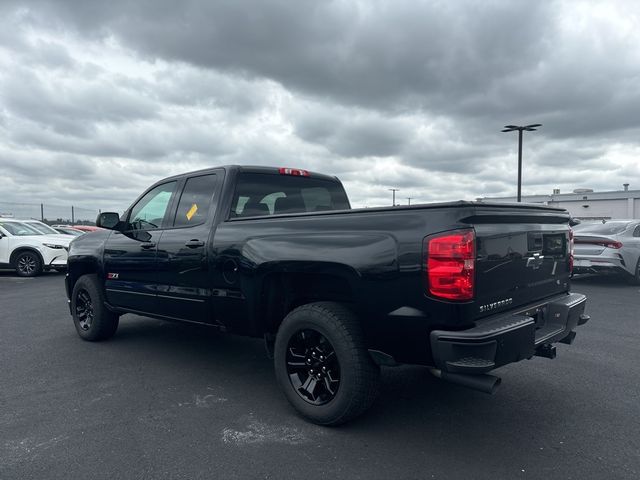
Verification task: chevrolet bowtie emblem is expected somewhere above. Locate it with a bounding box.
[526,253,545,270]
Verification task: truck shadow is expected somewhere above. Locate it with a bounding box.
[109,315,578,439]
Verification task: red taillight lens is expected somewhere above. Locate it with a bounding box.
[426,229,475,301]
[569,228,574,274]
[594,240,623,249]
[574,238,623,249]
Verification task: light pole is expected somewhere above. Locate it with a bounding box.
[407,197,413,206]
[389,188,399,206]
[501,124,542,202]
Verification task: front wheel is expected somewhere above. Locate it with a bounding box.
[628,258,640,285]
[274,302,380,426]
[71,274,119,341]
[15,251,42,277]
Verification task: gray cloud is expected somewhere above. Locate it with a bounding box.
[292,106,411,158]
[1,0,639,213]
[1,67,158,136]
[12,1,556,112]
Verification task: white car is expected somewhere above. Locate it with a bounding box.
[22,219,73,236]
[0,218,72,276]
[573,219,640,283]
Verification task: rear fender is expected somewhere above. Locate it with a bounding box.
[252,262,361,335]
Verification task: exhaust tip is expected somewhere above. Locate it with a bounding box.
[431,369,502,394]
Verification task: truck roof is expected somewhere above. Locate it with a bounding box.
[161,165,340,183]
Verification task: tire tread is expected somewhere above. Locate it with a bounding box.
[275,301,380,425]
[72,274,119,341]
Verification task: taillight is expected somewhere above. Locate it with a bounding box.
[279,167,310,177]
[425,229,475,301]
[574,238,623,249]
[569,228,574,274]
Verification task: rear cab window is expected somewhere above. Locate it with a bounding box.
[230,172,350,218]
[173,174,218,227]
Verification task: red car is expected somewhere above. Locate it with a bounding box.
[71,225,104,233]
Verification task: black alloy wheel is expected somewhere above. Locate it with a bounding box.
[75,289,94,331]
[15,252,42,277]
[71,274,119,341]
[286,329,341,405]
[274,302,380,425]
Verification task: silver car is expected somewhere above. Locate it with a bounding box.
[573,220,640,283]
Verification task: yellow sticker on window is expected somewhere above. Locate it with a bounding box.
[186,203,198,221]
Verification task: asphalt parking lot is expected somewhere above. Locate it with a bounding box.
[1,272,638,480]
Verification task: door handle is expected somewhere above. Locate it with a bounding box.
[184,239,205,248]
[140,242,156,249]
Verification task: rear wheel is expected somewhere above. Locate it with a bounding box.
[14,251,42,277]
[72,274,119,341]
[274,302,380,426]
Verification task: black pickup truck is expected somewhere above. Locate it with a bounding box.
[66,165,589,425]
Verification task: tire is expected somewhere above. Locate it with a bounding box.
[14,251,42,277]
[71,274,119,341]
[628,258,640,285]
[274,302,380,426]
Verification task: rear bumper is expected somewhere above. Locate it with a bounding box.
[573,253,630,276]
[430,293,588,374]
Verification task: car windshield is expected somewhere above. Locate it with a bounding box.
[0,221,44,236]
[58,228,84,236]
[577,222,631,235]
[26,221,59,234]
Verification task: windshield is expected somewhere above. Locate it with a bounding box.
[26,221,59,235]
[57,228,84,236]
[0,221,44,236]
[577,222,631,235]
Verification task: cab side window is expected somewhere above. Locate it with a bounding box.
[128,181,177,230]
[173,174,217,227]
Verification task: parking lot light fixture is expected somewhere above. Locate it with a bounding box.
[389,188,399,206]
[501,124,542,202]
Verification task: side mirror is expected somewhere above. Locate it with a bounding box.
[96,212,121,230]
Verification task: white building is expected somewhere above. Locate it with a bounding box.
[480,186,640,220]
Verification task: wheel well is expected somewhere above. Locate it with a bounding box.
[10,247,44,267]
[260,272,355,335]
[67,260,100,294]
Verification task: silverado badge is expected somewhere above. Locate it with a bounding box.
[479,297,513,313]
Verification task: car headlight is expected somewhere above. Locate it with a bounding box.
[43,243,66,249]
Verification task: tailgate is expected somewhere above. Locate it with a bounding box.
[468,206,571,319]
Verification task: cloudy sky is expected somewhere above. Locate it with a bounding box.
[1,0,639,214]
